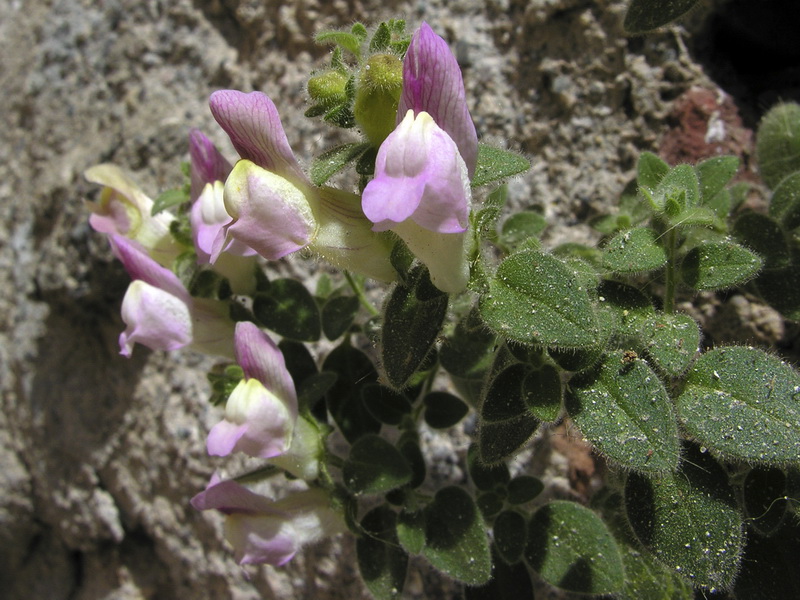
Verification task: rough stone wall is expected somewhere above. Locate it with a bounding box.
[0,0,757,598]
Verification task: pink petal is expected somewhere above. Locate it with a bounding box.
[119,280,192,356]
[109,235,190,302]
[225,514,298,566]
[217,160,316,262]
[399,22,478,177]
[191,478,280,514]
[234,322,298,417]
[191,182,256,264]
[206,379,294,459]
[189,129,232,201]
[209,90,310,188]
[363,111,470,234]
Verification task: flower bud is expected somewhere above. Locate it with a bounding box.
[307,69,349,109]
[353,53,403,147]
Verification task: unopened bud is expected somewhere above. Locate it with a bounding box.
[353,53,403,147]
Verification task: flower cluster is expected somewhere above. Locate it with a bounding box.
[85,21,479,568]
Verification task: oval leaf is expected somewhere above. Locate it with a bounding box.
[677,346,800,464]
[382,265,448,389]
[525,501,624,595]
[624,444,744,590]
[423,486,492,586]
[479,250,598,348]
[567,352,680,474]
[357,506,408,600]
[343,434,412,495]
[253,278,321,341]
[680,241,762,291]
[423,391,470,429]
[603,227,667,274]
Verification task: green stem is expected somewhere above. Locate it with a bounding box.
[663,227,677,314]
[344,270,379,317]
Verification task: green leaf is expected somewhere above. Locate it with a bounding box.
[566,351,680,474]
[397,434,426,489]
[423,392,470,429]
[310,142,371,186]
[525,501,624,595]
[618,545,694,600]
[422,486,492,586]
[597,279,655,344]
[315,30,363,55]
[361,383,411,426]
[769,170,800,229]
[467,443,510,491]
[440,307,496,380]
[522,363,562,422]
[507,476,544,505]
[500,211,547,248]
[637,152,670,192]
[697,155,739,204]
[296,371,337,414]
[322,342,380,443]
[677,346,800,464]
[472,185,507,238]
[624,0,700,33]
[733,212,791,269]
[381,265,448,389]
[680,241,762,290]
[477,491,504,519]
[357,506,408,600]
[471,143,530,187]
[624,444,745,590]
[151,187,188,215]
[493,510,527,564]
[479,364,541,463]
[653,164,699,216]
[343,434,412,494]
[396,509,425,554]
[464,546,535,600]
[369,22,391,52]
[642,312,699,376]
[602,227,667,273]
[479,250,598,348]
[321,294,359,340]
[756,102,800,189]
[743,467,789,536]
[754,265,800,321]
[253,279,321,341]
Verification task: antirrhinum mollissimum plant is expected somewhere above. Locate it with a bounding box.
[83,16,800,600]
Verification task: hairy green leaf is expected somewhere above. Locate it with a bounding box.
[343,434,412,494]
[525,501,624,595]
[310,142,370,186]
[567,351,680,474]
[253,278,321,341]
[602,227,667,273]
[756,102,800,189]
[357,506,408,600]
[479,250,598,348]
[677,346,800,464]
[680,241,762,290]
[423,487,492,585]
[625,444,744,591]
[471,144,530,188]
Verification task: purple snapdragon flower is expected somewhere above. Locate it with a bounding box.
[191,475,345,566]
[188,129,258,294]
[85,164,181,268]
[362,23,478,293]
[208,90,397,282]
[110,235,235,358]
[207,321,322,480]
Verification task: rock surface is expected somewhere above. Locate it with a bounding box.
[0,0,774,598]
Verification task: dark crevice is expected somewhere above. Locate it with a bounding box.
[688,0,800,127]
